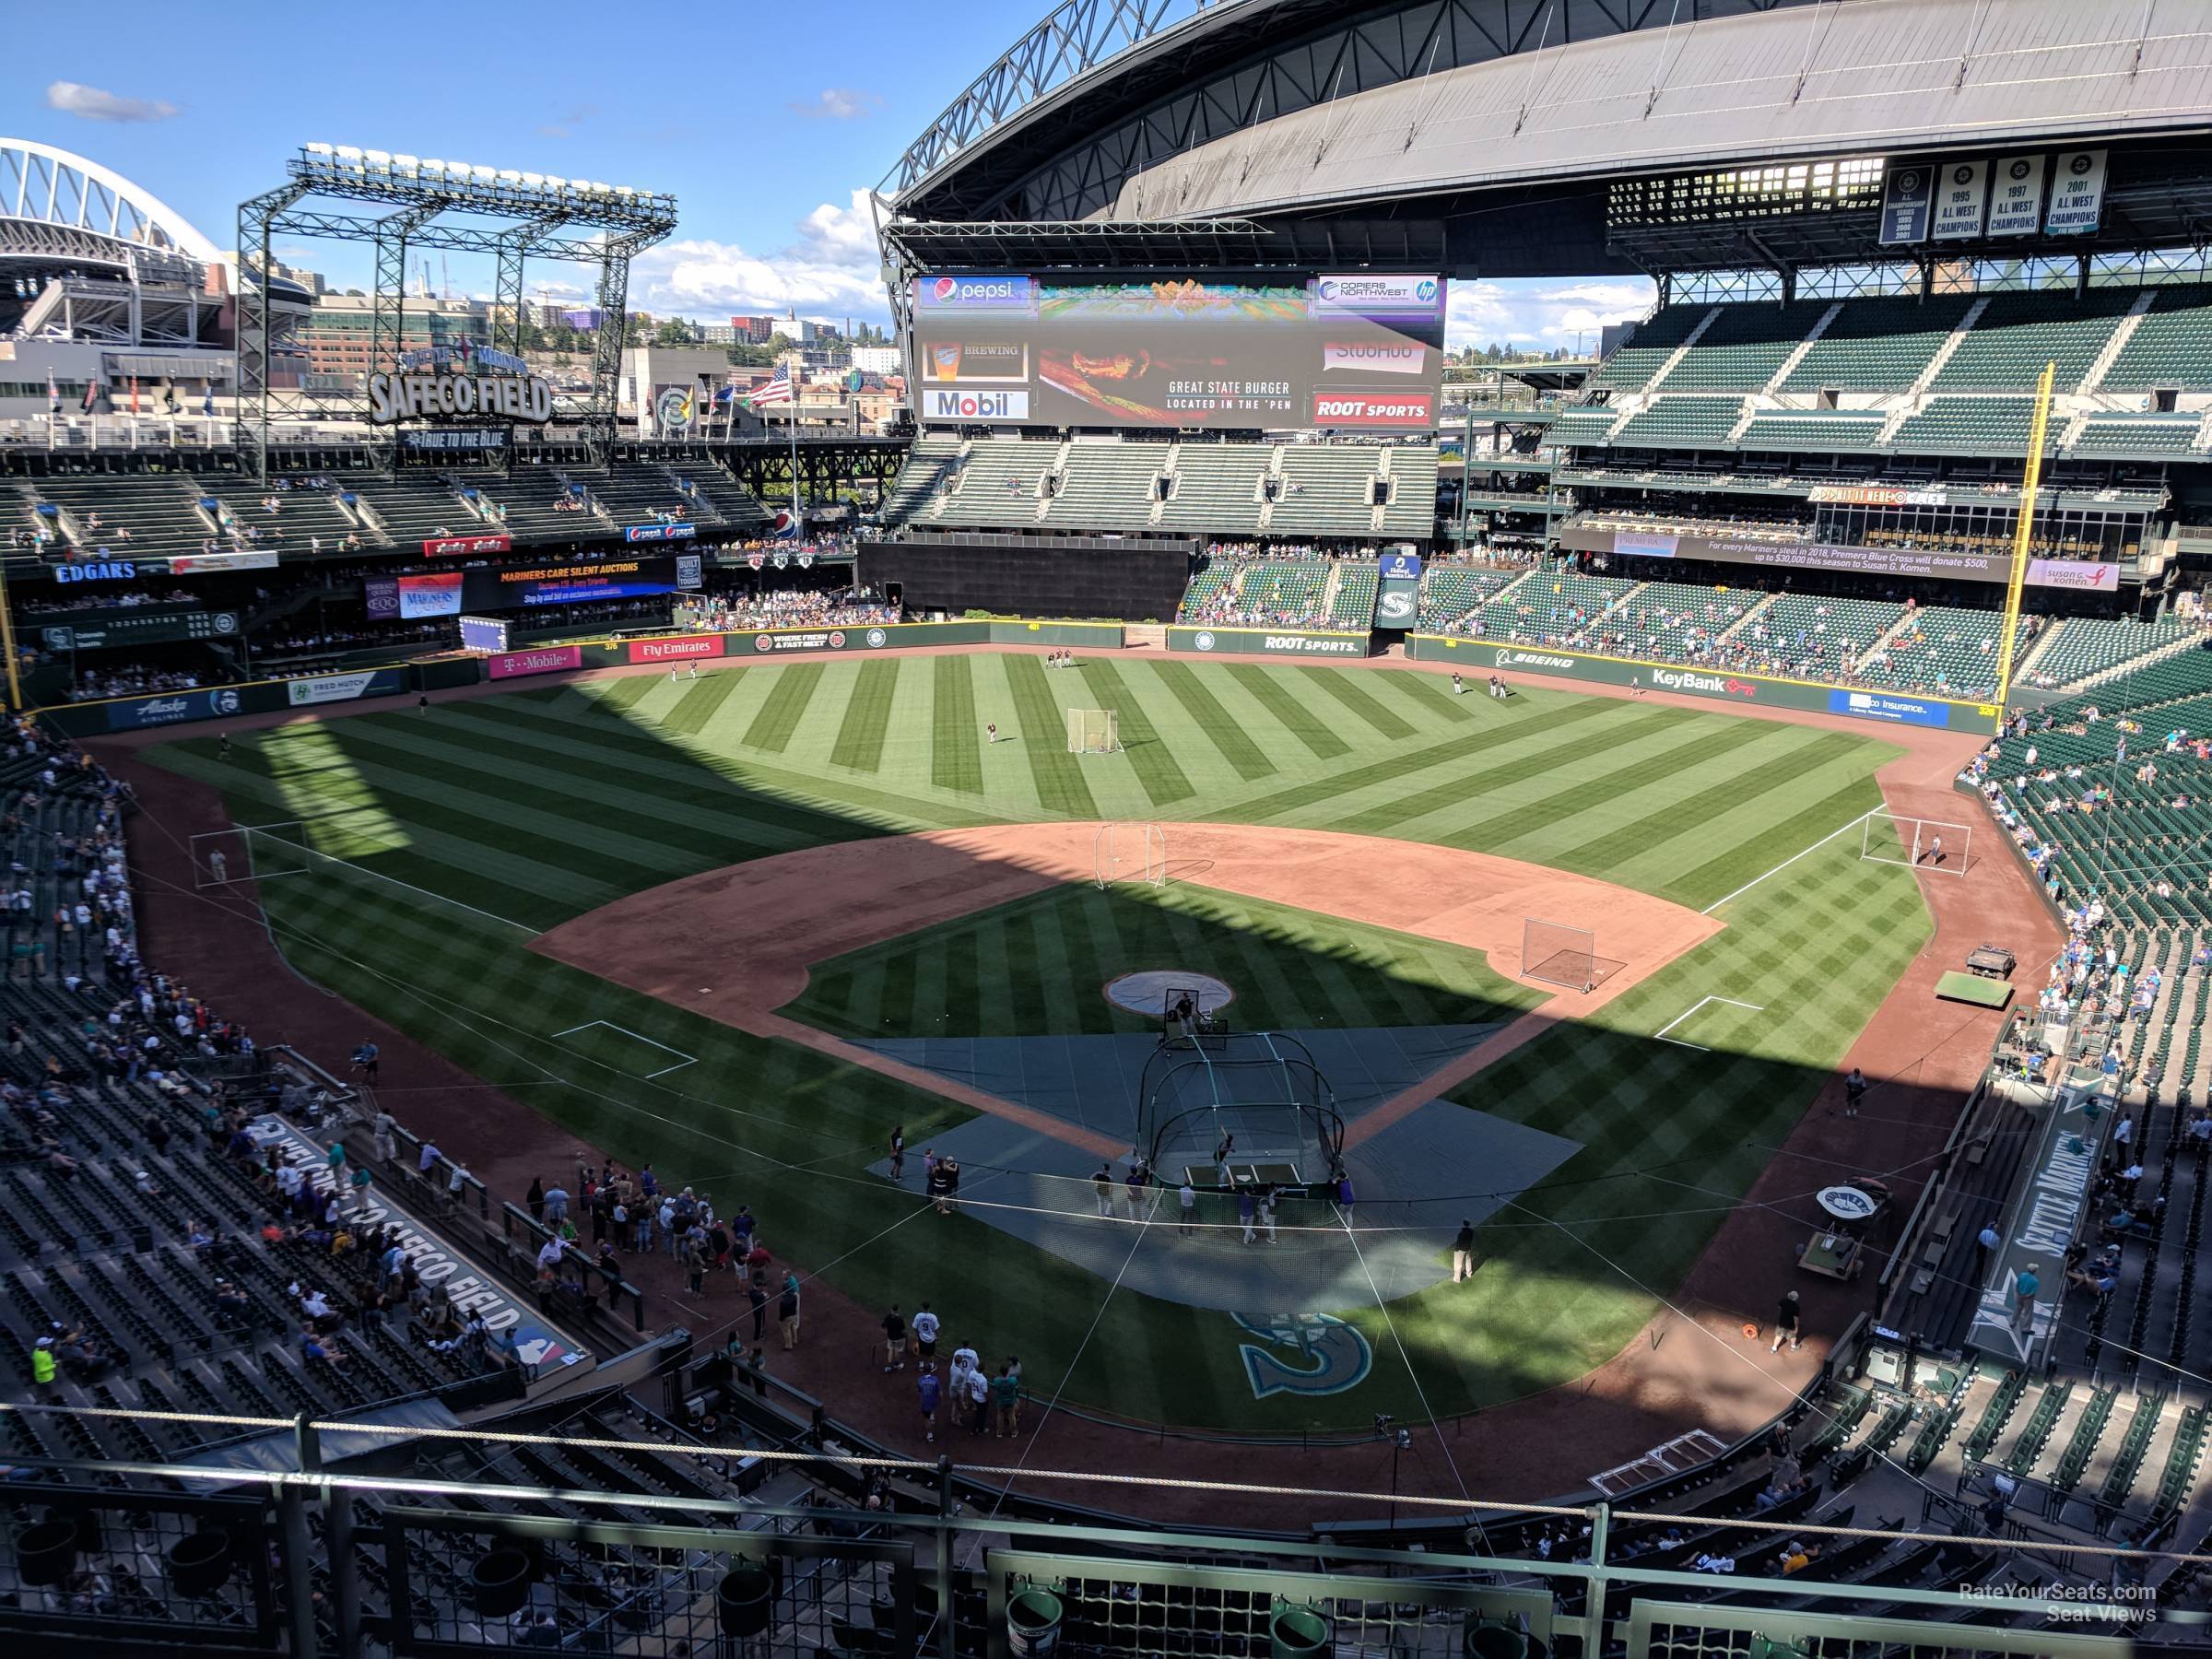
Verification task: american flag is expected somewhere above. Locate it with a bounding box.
[747,365,794,406]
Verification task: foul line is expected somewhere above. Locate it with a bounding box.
[551,1020,699,1078]
[1700,806,1876,915]
[1653,995,1765,1053]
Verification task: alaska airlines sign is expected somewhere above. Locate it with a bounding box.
[369,369,554,424]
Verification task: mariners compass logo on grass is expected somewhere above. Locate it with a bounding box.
[1232,1312,1373,1399]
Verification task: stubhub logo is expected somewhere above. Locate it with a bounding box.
[924,389,1030,421]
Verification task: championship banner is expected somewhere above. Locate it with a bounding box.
[1878,163,1934,244]
[629,634,722,664]
[424,533,512,558]
[286,669,405,708]
[2044,150,2108,235]
[487,645,583,680]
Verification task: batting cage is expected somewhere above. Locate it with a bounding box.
[1138,1027,1344,1195]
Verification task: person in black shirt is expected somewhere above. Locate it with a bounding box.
[882,1304,908,1371]
[1452,1219,1477,1283]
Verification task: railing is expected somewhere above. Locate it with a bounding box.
[500,1200,647,1331]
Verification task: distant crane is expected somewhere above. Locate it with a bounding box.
[441,254,452,300]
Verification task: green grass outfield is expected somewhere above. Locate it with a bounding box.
[145,653,1929,1431]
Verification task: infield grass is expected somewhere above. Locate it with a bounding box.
[146,654,1929,1431]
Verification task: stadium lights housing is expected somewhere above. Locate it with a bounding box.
[288,145,677,230]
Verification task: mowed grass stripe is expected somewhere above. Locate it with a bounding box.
[1225,665,1351,759]
[932,656,983,794]
[1004,653,1100,818]
[829,660,900,774]
[1372,666,1478,724]
[1218,696,1615,821]
[742,661,825,753]
[1077,659,1195,806]
[597,677,660,712]
[1668,776,1885,911]
[660,667,747,736]
[1562,730,1863,871]
[1151,660,1277,782]
[1298,665,1417,740]
[1450,720,1766,849]
[1326,706,1687,837]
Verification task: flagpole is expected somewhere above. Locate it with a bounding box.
[788,355,802,539]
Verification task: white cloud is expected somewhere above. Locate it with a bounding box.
[1446,277,1653,354]
[791,88,882,120]
[45,80,180,123]
[632,188,888,324]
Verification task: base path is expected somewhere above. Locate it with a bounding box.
[528,821,1723,1154]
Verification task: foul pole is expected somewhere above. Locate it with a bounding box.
[1994,359,2056,712]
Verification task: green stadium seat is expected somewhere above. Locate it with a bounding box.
[1779,295,1974,394]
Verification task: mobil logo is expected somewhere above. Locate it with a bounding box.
[924,388,1029,421]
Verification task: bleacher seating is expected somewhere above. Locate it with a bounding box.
[1745,593,1904,680]
[1778,294,1975,393]
[474,465,584,537]
[28,476,216,559]
[1660,300,1830,392]
[1861,603,2020,698]
[1602,580,1757,661]
[2100,283,2212,392]
[2023,616,2195,688]
[1584,305,1709,392]
[210,480,361,555]
[1889,397,2045,455]
[939,440,1050,527]
[1271,446,1382,537]
[2068,416,2203,459]
[1735,409,1886,452]
[1547,405,1619,446]
[878,430,962,524]
[1326,563,1377,628]
[1380,445,1439,537]
[1043,441,1167,532]
[347,474,474,543]
[1932,288,2140,392]
[1477,569,1638,643]
[1610,396,1746,449]
[1416,564,1524,631]
[676,464,772,533]
[1157,445,1267,535]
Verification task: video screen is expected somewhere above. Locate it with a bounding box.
[911,272,1445,430]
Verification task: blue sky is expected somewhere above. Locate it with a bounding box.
[8,0,1652,348]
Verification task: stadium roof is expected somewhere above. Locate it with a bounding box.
[892,0,2212,275]
[882,216,1446,271]
[0,137,221,268]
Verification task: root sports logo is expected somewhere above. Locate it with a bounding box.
[1310,390,1432,428]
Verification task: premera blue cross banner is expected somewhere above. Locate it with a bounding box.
[1827,688,1952,727]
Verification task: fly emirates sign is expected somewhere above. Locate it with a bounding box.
[369,370,554,424]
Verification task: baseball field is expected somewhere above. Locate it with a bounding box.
[141,651,1929,1431]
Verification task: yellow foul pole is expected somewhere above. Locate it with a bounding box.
[1994,359,2056,716]
[0,558,21,715]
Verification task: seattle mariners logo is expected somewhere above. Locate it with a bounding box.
[1194,630,1217,652]
[1232,1312,1373,1400]
[214,690,242,715]
[865,628,888,648]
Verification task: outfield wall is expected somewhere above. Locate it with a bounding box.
[1406,634,2002,735]
[1168,625,1372,658]
[37,620,1128,735]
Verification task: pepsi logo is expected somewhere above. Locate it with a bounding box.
[933,276,958,302]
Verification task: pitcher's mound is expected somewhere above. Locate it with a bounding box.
[1105,971,1233,1018]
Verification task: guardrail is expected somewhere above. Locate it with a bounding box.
[500,1201,647,1332]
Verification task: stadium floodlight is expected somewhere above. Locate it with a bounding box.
[615,186,636,197]
[545,176,567,190]
[304,142,335,156]
[521,172,544,187]
[364,149,391,166]
[472,166,498,181]
[393,155,418,171]
[335,145,363,161]
[420,158,443,172]
[498,170,523,184]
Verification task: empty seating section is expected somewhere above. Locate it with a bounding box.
[1780,295,1973,393]
[2069,417,2201,458]
[1863,604,2018,698]
[879,431,962,524]
[30,477,211,559]
[1890,397,2041,454]
[1736,410,1886,452]
[1380,446,1438,537]
[2100,284,2212,391]
[1749,594,1903,678]
[1547,406,1619,446]
[1660,301,1829,391]
[210,482,359,553]
[1932,288,2138,391]
[476,466,583,537]
[1584,305,1708,392]
[1478,571,1637,642]
[1271,446,1380,536]
[2025,616,2194,687]
[1158,447,1266,535]
[347,474,471,542]
[1044,442,1166,531]
[943,441,1048,525]
[571,462,700,528]
[1610,396,1745,449]
[1327,565,1377,628]
[1418,565,1523,631]
[672,464,771,532]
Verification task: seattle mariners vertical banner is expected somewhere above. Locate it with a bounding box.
[1374,551,1423,629]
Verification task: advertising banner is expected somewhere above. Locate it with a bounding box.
[912,271,1444,429]
[1807,484,1947,507]
[1377,552,1424,581]
[488,645,583,680]
[1931,159,1990,241]
[52,559,141,586]
[623,523,698,543]
[364,577,400,621]
[401,427,510,455]
[1169,626,1369,657]
[169,550,281,574]
[105,687,247,732]
[424,533,512,558]
[396,571,465,618]
[286,669,405,708]
[1374,553,1421,629]
[1878,164,1935,243]
[629,633,722,664]
[2045,150,2108,235]
[1987,154,2048,236]
[1828,688,1952,728]
[1561,524,2125,590]
[1405,635,2000,734]
[40,608,240,652]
